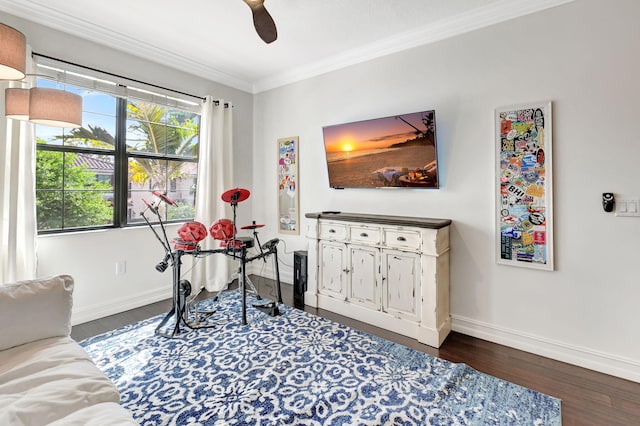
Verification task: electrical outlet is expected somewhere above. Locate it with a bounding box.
[615,199,640,217]
[115,260,126,275]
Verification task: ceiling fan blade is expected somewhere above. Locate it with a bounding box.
[243,0,278,44]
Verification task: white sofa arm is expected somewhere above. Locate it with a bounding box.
[0,275,74,351]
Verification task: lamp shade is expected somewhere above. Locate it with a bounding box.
[5,87,30,121]
[0,23,26,80]
[29,87,82,128]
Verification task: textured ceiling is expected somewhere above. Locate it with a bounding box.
[0,0,573,93]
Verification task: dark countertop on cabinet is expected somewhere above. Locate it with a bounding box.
[305,212,451,229]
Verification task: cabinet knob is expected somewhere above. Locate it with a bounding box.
[360,232,368,237]
[397,236,406,241]
[342,268,350,274]
[329,229,336,233]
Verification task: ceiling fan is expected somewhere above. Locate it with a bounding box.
[242,0,278,44]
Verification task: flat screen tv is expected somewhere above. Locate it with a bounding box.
[322,110,438,189]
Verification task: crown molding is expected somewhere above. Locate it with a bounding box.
[1,0,574,95]
[0,0,253,93]
[252,0,576,93]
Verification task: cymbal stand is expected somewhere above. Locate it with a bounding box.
[223,197,260,297]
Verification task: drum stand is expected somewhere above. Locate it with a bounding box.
[154,248,211,338]
[223,224,268,298]
[142,189,283,337]
[141,202,217,338]
[225,259,260,299]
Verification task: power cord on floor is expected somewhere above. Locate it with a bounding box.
[276,238,294,269]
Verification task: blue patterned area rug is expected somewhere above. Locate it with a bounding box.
[81,292,561,425]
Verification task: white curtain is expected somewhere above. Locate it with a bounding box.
[0,76,38,283]
[191,97,233,292]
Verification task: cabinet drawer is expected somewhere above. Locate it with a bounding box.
[349,225,381,244]
[319,221,347,240]
[384,228,421,250]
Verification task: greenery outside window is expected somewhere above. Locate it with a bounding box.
[35,76,201,233]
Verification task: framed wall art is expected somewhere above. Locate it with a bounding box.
[277,136,299,234]
[495,101,553,271]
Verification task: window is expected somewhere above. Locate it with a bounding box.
[125,98,200,225]
[35,70,201,233]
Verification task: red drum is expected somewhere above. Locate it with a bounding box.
[172,239,198,252]
[177,221,207,243]
[220,236,254,250]
[220,239,244,249]
[210,219,236,241]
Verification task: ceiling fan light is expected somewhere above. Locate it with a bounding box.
[29,87,83,128]
[5,87,30,121]
[0,23,27,80]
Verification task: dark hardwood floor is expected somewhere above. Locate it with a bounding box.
[72,276,640,425]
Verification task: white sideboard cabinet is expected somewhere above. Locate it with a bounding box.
[305,212,451,348]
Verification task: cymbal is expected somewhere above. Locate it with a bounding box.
[241,223,265,230]
[152,191,178,206]
[142,198,154,209]
[221,187,250,203]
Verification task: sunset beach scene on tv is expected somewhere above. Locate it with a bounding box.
[322,110,438,188]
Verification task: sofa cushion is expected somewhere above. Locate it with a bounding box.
[0,336,121,426]
[0,275,74,351]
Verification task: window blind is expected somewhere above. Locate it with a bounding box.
[33,55,203,113]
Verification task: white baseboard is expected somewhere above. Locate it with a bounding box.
[248,262,293,285]
[72,284,638,383]
[71,265,292,327]
[452,314,640,383]
[71,286,173,326]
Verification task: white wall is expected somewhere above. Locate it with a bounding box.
[4,0,639,382]
[1,14,255,324]
[252,0,640,382]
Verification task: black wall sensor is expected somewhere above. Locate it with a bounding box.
[602,193,615,212]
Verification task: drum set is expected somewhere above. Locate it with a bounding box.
[141,187,282,338]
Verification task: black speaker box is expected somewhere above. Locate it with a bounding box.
[293,250,308,309]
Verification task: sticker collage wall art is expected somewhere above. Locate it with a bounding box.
[278,137,299,234]
[495,102,553,271]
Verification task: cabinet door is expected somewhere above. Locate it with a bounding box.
[348,245,380,310]
[318,241,347,300]
[382,249,420,321]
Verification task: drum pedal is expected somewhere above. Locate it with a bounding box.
[196,310,216,322]
[252,301,280,317]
